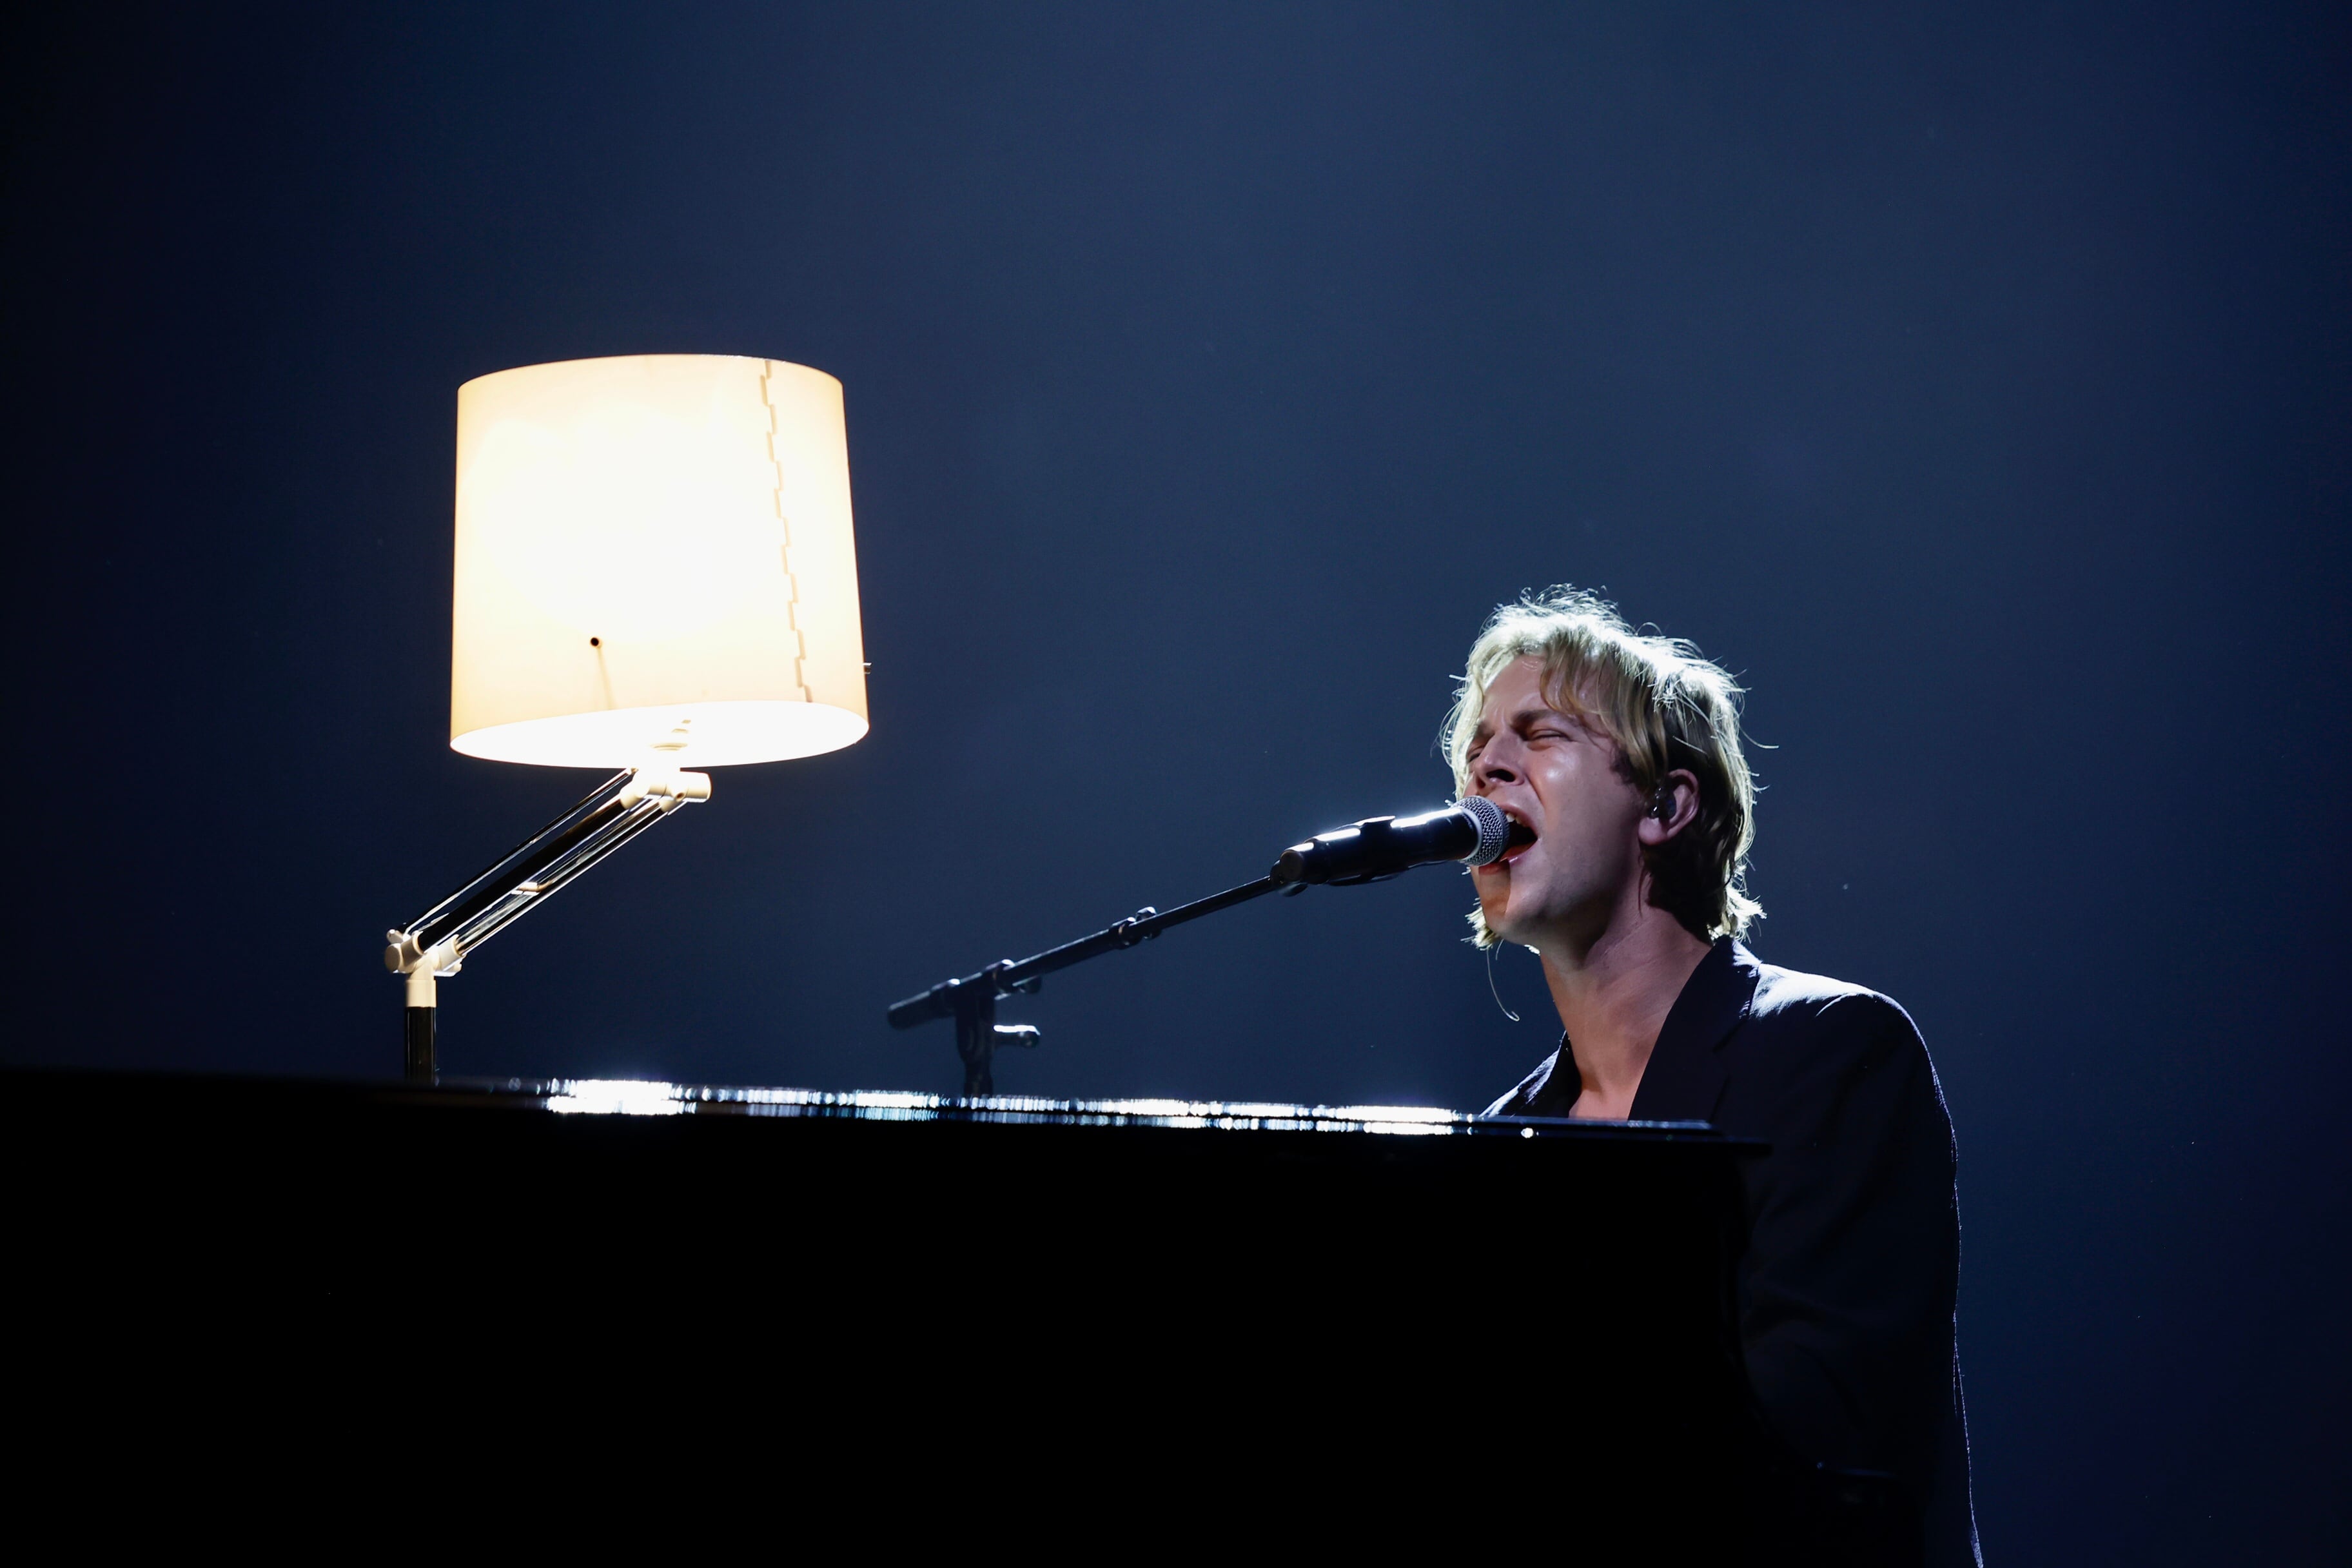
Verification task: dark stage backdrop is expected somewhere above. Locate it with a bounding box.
[5,2,2346,1558]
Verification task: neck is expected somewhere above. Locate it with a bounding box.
[1534,896,1712,1118]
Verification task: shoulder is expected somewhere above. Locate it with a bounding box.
[1726,947,1943,1111]
[1741,948,1925,1051]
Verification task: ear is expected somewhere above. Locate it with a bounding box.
[1636,769,1701,848]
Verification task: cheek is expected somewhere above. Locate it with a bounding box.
[1533,761,1630,849]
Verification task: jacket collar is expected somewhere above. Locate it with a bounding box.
[1625,937,1760,1124]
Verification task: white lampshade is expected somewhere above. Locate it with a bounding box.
[449,354,868,768]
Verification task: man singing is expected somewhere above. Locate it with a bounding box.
[1457,588,1976,1565]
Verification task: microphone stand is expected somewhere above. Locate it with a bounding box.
[887,875,1295,1096]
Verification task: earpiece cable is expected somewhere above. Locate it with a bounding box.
[1486,943,1521,1023]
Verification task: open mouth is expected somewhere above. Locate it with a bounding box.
[1484,806,1538,867]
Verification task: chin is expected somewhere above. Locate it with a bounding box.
[1479,899,1531,948]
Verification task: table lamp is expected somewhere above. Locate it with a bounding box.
[384,353,868,1081]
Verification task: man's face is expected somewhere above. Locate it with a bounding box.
[1465,656,1651,950]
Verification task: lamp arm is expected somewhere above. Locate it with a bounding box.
[384,765,710,1081]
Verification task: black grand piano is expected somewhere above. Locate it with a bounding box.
[5,1068,1805,1547]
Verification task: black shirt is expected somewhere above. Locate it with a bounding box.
[1485,938,1979,1567]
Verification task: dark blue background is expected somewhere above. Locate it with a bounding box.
[5,3,2346,1556]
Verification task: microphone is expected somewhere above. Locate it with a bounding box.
[1271,797,1522,887]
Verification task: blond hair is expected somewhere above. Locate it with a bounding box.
[1443,586,1761,946]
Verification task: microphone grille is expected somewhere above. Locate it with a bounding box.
[1457,796,1511,866]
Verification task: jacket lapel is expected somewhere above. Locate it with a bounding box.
[1520,1041,1578,1117]
[1627,937,1758,1124]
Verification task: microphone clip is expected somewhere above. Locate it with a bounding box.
[1108,907,1162,948]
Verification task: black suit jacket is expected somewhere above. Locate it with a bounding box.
[1486,938,1978,1567]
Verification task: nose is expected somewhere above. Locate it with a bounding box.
[1473,739,1520,790]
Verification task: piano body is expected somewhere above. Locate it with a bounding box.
[5,1069,1773,1538]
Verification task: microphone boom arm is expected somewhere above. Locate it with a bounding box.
[887,874,1286,1096]
[886,799,1508,1097]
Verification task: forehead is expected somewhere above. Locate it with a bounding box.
[1477,656,1560,719]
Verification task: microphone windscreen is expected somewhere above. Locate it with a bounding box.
[1457,796,1511,866]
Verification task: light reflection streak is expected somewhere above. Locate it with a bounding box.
[465,1077,1665,1140]
[544,1079,687,1116]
